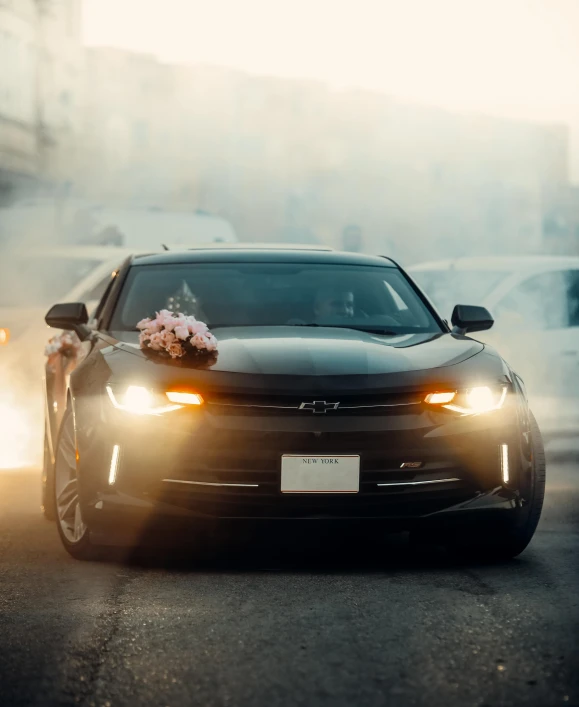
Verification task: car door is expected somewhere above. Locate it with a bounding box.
[490,269,579,398]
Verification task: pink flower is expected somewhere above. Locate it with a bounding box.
[191,332,218,352]
[159,330,176,348]
[167,341,185,358]
[136,317,152,330]
[174,325,189,341]
[190,333,206,350]
[156,310,178,331]
[146,321,162,335]
[146,332,163,351]
[188,319,209,335]
[204,333,218,352]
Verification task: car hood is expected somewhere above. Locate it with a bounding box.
[110,326,484,377]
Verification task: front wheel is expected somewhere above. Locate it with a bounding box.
[54,408,99,561]
[446,411,546,562]
[41,426,56,521]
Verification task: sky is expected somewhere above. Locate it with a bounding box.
[83,0,579,173]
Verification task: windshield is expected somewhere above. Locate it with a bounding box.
[0,257,101,308]
[110,263,441,335]
[410,269,509,317]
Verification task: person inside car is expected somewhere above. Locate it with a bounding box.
[314,287,355,319]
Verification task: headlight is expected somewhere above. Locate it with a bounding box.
[106,385,204,415]
[425,385,507,415]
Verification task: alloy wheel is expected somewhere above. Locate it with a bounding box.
[54,413,87,543]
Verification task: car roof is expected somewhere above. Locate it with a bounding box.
[407,255,579,273]
[1,243,397,267]
[171,242,335,251]
[130,246,396,267]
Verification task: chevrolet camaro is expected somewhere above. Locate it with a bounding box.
[42,247,545,561]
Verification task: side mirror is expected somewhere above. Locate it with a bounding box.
[45,302,92,341]
[451,304,494,335]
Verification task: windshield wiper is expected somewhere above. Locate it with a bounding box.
[290,323,398,336]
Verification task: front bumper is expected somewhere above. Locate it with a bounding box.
[76,394,531,531]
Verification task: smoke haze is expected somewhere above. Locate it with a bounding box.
[1,0,579,466]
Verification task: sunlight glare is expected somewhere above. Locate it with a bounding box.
[0,395,41,470]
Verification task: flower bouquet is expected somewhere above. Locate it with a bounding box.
[44,332,81,359]
[137,310,218,360]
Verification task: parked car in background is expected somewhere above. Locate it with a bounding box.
[85,207,238,249]
[408,256,579,436]
[0,200,238,250]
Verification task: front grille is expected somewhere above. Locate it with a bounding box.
[159,469,468,497]
[123,393,502,520]
[207,391,423,417]
[135,424,495,503]
[150,432,477,506]
[155,479,474,519]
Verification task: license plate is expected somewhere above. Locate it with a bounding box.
[281,455,360,493]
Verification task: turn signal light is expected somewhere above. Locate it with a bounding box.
[0,328,9,345]
[425,386,507,415]
[424,391,456,405]
[166,392,204,406]
[107,386,204,415]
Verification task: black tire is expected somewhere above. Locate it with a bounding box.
[41,426,56,521]
[447,410,546,562]
[53,408,100,561]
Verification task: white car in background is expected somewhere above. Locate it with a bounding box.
[1,200,238,249]
[408,256,579,438]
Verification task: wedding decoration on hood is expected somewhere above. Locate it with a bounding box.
[137,310,218,360]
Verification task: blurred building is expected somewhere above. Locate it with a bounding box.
[542,185,579,255]
[0,0,82,206]
[81,47,195,207]
[35,0,85,182]
[76,48,575,260]
[0,0,38,205]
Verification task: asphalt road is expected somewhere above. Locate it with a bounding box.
[0,453,578,707]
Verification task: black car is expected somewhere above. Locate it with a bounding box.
[43,247,545,561]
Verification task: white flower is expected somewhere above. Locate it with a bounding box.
[136,317,152,330]
[174,325,189,341]
[44,332,81,358]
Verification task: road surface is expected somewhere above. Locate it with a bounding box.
[0,452,577,707]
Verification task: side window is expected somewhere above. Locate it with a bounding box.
[566,270,579,327]
[82,275,113,304]
[93,274,118,323]
[495,271,568,330]
[81,274,117,324]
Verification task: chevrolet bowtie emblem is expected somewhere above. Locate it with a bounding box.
[299,401,340,414]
